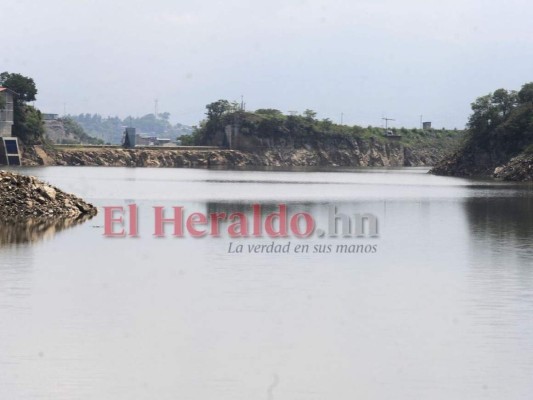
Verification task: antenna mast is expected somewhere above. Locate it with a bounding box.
[382,117,395,130]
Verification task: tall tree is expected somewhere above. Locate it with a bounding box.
[0,72,38,102]
[518,82,533,104]
[491,89,518,119]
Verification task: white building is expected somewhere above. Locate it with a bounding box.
[0,87,16,137]
[0,87,21,165]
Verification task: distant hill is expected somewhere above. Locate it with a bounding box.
[44,117,104,145]
[69,113,193,145]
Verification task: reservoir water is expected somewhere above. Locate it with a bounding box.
[1,166,532,400]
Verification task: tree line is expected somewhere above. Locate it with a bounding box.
[70,113,193,145]
[182,99,461,146]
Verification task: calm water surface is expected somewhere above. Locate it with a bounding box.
[1,166,532,400]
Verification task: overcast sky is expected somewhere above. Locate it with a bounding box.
[2,0,533,128]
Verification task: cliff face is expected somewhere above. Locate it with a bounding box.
[430,142,496,177]
[43,119,69,143]
[22,135,459,169]
[431,127,533,181]
[240,135,455,167]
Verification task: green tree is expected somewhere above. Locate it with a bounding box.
[255,109,283,117]
[0,72,43,143]
[206,99,232,121]
[303,109,317,120]
[518,82,533,104]
[469,93,502,134]
[201,100,235,144]
[319,118,333,132]
[0,72,38,102]
[491,88,518,119]
[12,105,44,144]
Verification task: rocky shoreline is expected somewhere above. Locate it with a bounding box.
[22,137,458,169]
[493,153,533,181]
[431,148,533,182]
[0,170,97,219]
[430,83,533,182]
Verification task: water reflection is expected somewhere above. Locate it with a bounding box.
[1,167,533,400]
[206,201,321,215]
[464,196,533,260]
[0,214,95,246]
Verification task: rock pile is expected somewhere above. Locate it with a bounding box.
[493,153,533,181]
[0,170,97,219]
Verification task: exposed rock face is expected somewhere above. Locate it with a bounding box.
[251,136,450,167]
[22,136,458,169]
[430,141,513,178]
[44,119,69,143]
[432,144,533,182]
[19,143,43,167]
[493,153,533,181]
[0,170,97,219]
[47,149,260,168]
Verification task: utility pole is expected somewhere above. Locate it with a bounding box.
[420,115,423,129]
[154,99,159,119]
[382,117,395,130]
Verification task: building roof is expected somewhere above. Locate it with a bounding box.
[0,87,18,95]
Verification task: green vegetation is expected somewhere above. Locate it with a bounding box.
[432,82,533,177]
[466,83,533,154]
[182,99,463,147]
[71,113,192,145]
[0,72,37,102]
[0,72,44,144]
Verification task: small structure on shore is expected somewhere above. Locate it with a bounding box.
[383,130,402,139]
[381,116,402,139]
[122,127,136,148]
[135,135,172,146]
[42,113,59,121]
[0,87,21,166]
[0,87,15,137]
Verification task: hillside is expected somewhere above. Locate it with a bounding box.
[70,113,193,144]
[44,117,104,145]
[431,83,533,181]
[181,100,464,166]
